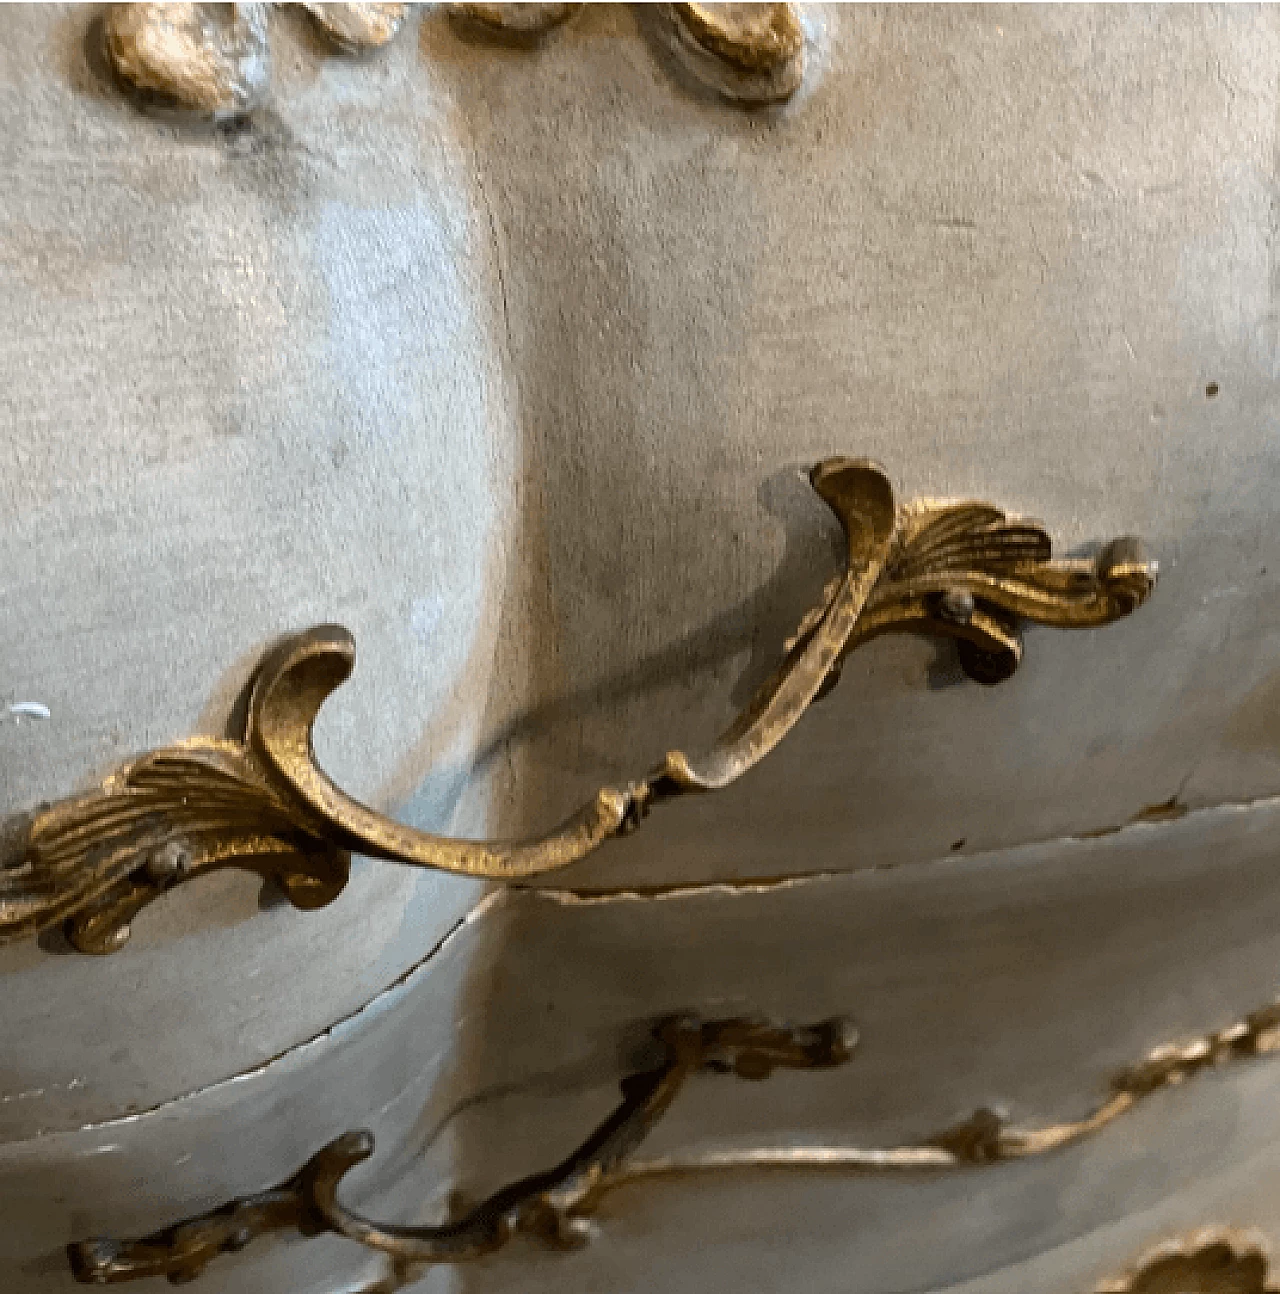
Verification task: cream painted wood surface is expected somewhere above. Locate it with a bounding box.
[6,802,1280,1291]
[4,5,1280,1292]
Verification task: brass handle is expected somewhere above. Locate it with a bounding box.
[67,990,1280,1285]
[0,457,1157,953]
[67,1013,856,1284]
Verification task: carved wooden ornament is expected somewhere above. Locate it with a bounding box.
[101,2,811,119]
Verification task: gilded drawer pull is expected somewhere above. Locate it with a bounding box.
[68,992,1280,1284]
[67,1013,856,1283]
[1,457,1156,953]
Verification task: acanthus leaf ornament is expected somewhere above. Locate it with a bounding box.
[0,458,1157,954]
[103,2,407,121]
[4,737,351,956]
[833,498,1156,690]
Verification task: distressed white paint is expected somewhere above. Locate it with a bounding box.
[0,2,520,1131]
[6,702,50,721]
[4,5,1280,1293]
[3,802,1280,1291]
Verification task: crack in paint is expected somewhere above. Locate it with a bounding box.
[0,890,506,1147]
[0,1077,87,1106]
[14,795,1280,1144]
[521,790,1280,902]
[580,994,1280,1197]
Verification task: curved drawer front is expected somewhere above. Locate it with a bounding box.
[3,5,1280,1293]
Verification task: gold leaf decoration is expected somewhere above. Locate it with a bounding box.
[68,1014,855,1283]
[1,458,1155,953]
[655,3,807,105]
[300,3,408,53]
[446,2,583,44]
[104,2,272,120]
[99,2,814,119]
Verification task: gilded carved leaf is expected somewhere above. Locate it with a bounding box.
[301,3,407,52]
[1096,1231,1275,1294]
[103,2,406,120]
[886,503,1052,583]
[104,3,272,120]
[2,739,347,954]
[1,459,1155,953]
[100,2,812,119]
[655,3,807,105]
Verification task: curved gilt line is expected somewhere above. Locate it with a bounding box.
[244,625,635,878]
[581,998,1280,1204]
[283,1221,1280,1294]
[0,457,1156,952]
[65,996,1280,1284]
[67,1014,856,1284]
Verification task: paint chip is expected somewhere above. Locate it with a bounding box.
[8,702,51,721]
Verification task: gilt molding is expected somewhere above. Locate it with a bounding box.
[0,457,1156,954]
[100,2,810,121]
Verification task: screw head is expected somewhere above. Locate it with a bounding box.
[938,589,976,625]
[145,840,192,884]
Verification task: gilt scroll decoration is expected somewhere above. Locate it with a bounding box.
[69,1013,857,1284]
[67,990,1280,1285]
[0,457,1156,954]
[101,2,810,122]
